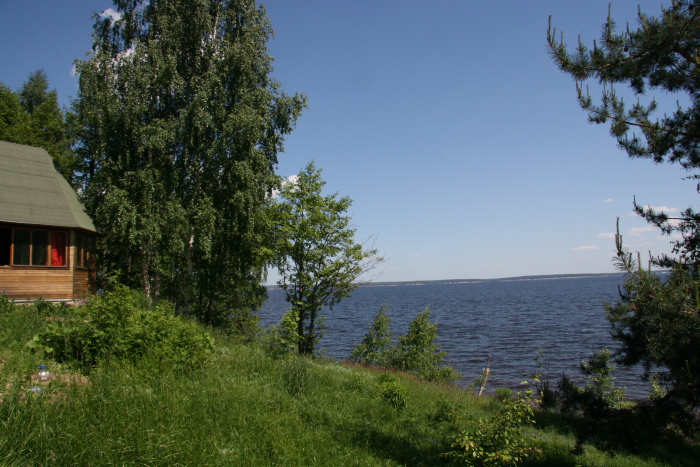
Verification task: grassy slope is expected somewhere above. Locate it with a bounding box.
[0,302,698,467]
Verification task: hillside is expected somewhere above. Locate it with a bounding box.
[0,294,697,466]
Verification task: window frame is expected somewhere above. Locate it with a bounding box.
[75,232,96,270]
[0,227,70,268]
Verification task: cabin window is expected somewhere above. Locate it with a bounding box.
[76,233,95,269]
[0,228,10,266]
[11,229,67,266]
[51,232,67,266]
[13,230,31,265]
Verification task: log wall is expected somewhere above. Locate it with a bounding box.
[0,267,73,300]
[0,228,96,301]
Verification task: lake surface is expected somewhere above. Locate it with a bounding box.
[259,274,651,398]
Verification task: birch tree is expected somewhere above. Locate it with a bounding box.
[270,162,383,354]
[74,0,305,327]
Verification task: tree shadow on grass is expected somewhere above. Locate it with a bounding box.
[533,409,700,467]
[344,423,454,467]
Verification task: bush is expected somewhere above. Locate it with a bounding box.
[606,264,700,435]
[349,305,392,366]
[350,307,460,383]
[558,348,626,418]
[262,308,301,357]
[388,308,461,383]
[556,348,679,453]
[27,284,214,371]
[444,390,539,466]
[0,294,16,314]
[379,380,408,411]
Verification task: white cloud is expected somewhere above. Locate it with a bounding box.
[628,226,655,237]
[270,174,299,199]
[642,205,680,213]
[603,198,614,203]
[410,254,428,258]
[572,245,600,251]
[597,232,616,239]
[100,8,122,22]
[283,175,299,186]
[665,233,683,240]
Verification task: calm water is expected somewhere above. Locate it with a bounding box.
[259,274,650,397]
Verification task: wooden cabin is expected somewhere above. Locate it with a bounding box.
[0,140,97,301]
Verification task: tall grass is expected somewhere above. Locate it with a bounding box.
[0,298,698,466]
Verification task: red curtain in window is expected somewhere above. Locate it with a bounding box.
[51,232,66,266]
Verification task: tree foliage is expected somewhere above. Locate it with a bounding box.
[606,232,700,431]
[348,305,393,366]
[387,308,461,383]
[548,1,700,268]
[270,162,382,355]
[549,1,700,432]
[27,284,215,372]
[350,307,460,383]
[73,0,306,326]
[0,70,75,179]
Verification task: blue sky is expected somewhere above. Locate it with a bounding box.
[1,0,696,282]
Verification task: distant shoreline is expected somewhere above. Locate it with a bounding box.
[266,271,635,290]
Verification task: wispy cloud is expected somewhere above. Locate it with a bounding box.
[598,232,616,239]
[572,245,600,251]
[641,205,680,214]
[410,254,428,258]
[628,226,655,237]
[655,233,681,241]
[603,198,614,203]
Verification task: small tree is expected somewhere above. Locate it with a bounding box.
[270,162,383,355]
[350,307,460,383]
[549,1,700,432]
[604,226,700,431]
[349,305,393,366]
[388,308,461,383]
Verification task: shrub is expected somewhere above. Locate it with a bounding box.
[495,388,513,403]
[556,348,675,453]
[433,398,461,425]
[444,390,539,466]
[387,308,461,383]
[27,284,214,371]
[379,380,408,411]
[0,294,16,314]
[262,308,301,357]
[558,348,626,417]
[349,305,392,366]
[606,263,700,434]
[343,372,368,393]
[350,307,460,383]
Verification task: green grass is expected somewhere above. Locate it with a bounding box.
[0,300,698,466]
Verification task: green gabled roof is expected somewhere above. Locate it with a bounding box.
[0,140,96,233]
